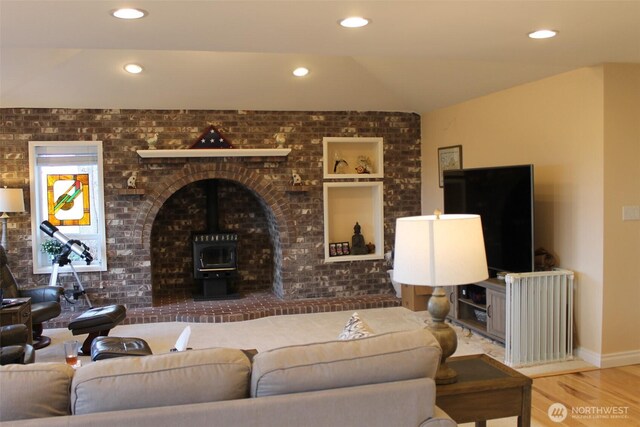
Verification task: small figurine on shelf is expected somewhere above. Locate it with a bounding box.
[366,242,376,254]
[146,133,158,150]
[333,152,349,174]
[291,171,302,186]
[274,133,286,148]
[351,222,368,255]
[355,156,372,174]
[127,172,137,189]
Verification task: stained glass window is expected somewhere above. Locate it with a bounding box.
[29,141,107,274]
[47,174,91,225]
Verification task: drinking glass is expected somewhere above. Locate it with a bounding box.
[64,340,79,366]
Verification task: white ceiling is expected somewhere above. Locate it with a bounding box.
[1,1,639,113]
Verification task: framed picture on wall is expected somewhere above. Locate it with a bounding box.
[438,145,463,187]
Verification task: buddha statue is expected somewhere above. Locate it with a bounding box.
[351,222,368,255]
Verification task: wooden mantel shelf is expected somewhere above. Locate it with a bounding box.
[136,148,291,158]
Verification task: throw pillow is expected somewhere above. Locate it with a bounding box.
[338,312,374,340]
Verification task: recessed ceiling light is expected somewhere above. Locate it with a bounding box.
[111,8,147,20]
[124,63,143,74]
[528,29,558,39]
[339,17,369,28]
[293,67,309,77]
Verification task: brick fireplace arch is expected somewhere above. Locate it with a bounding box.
[133,163,292,303]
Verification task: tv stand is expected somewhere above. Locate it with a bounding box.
[401,279,506,343]
[450,279,506,343]
[403,270,574,363]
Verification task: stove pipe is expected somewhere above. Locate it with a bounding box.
[206,180,220,233]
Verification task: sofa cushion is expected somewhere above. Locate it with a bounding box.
[0,363,75,421]
[71,347,251,415]
[251,328,441,397]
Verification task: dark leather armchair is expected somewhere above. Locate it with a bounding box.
[0,245,64,349]
[0,324,35,364]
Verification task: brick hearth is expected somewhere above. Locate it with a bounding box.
[46,291,401,328]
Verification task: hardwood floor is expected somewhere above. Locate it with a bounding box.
[531,364,640,426]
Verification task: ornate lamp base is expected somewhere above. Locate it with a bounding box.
[1,214,8,250]
[426,285,459,385]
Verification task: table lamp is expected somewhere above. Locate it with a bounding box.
[0,187,26,251]
[393,211,488,384]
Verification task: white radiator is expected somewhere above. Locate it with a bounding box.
[505,269,574,367]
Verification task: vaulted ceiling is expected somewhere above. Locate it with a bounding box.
[1,1,638,112]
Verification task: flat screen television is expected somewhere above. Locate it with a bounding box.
[443,165,534,277]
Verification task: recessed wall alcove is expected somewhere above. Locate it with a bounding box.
[134,163,290,306]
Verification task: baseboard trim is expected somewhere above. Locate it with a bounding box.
[575,347,640,368]
[600,349,640,368]
[575,347,601,367]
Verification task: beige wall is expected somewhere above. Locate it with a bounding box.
[421,65,639,365]
[602,64,640,361]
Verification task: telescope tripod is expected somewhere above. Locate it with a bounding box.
[48,251,93,308]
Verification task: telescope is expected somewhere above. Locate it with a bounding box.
[40,220,93,264]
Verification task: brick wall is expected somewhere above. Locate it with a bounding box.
[0,109,421,308]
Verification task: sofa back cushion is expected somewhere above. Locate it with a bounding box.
[0,363,75,421]
[251,328,441,397]
[71,347,251,415]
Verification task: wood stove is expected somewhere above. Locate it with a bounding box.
[192,180,240,299]
[193,233,238,299]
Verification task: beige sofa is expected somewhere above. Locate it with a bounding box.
[0,328,455,427]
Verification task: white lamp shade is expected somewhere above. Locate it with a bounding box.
[393,214,488,287]
[0,188,25,213]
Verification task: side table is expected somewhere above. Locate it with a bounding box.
[0,297,33,344]
[436,353,532,427]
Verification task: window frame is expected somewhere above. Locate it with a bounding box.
[28,141,108,274]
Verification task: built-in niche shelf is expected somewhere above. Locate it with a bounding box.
[137,148,292,158]
[323,137,383,179]
[323,181,384,263]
